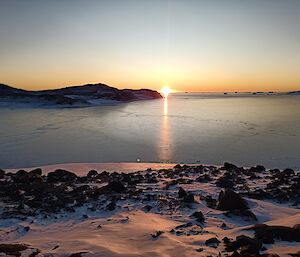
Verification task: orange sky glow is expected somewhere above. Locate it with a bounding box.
[0,1,299,93]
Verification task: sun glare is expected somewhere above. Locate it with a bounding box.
[161,86,172,98]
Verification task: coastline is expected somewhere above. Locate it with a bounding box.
[6,162,193,175]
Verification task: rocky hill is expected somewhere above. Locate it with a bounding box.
[0,83,162,107]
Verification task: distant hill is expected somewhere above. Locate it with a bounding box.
[287,91,300,95]
[0,83,28,95]
[0,83,162,108]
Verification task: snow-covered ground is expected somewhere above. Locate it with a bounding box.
[0,163,299,257]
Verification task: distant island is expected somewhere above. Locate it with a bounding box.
[0,83,162,108]
[287,91,300,95]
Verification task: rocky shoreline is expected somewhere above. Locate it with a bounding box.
[0,163,299,257]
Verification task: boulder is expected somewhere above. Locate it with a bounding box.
[251,224,300,243]
[225,209,257,221]
[0,244,29,256]
[183,193,195,203]
[29,168,42,176]
[0,169,5,179]
[190,211,205,223]
[196,174,212,182]
[223,162,238,170]
[225,235,262,253]
[96,171,110,181]
[249,165,265,173]
[230,251,241,257]
[142,205,152,212]
[178,187,188,198]
[205,237,220,248]
[216,172,235,188]
[106,201,116,211]
[87,170,98,177]
[202,195,216,209]
[217,189,249,211]
[104,181,126,193]
[13,170,30,183]
[47,169,77,183]
[173,164,182,170]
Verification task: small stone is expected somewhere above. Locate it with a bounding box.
[151,231,164,238]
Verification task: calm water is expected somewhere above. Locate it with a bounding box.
[1,93,300,169]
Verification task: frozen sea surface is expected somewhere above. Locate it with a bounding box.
[1,93,300,169]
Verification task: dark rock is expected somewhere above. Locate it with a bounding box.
[47,169,77,183]
[173,164,182,170]
[225,209,257,221]
[96,171,110,181]
[87,170,98,177]
[261,246,267,251]
[106,201,116,211]
[230,251,241,257]
[196,174,212,182]
[246,188,269,200]
[216,173,235,188]
[13,170,30,183]
[249,165,265,173]
[173,222,193,230]
[275,168,295,179]
[0,169,5,179]
[24,226,30,232]
[164,180,178,189]
[170,222,198,236]
[250,224,300,243]
[151,230,164,238]
[0,244,28,256]
[221,223,227,228]
[16,170,28,177]
[225,235,262,253]
[183,193,195,203]
[142,205,152,212]
[104,181,126,193]
[52,245,59,250]
[178,187,188,198]
[283,168,295,175]
[270,169,280,174]
[190,211,205,223]
[223,162,238,170]
[69,252,88,257]
[288,253,300,257]
[29,168,42,176]
[217,189,249,211]
[205,237,221,248]
[204,195,217,209]
[223,236,230,243]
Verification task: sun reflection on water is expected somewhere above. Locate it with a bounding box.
[158,97,172,162]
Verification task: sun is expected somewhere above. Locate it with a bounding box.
[160,86,172,98]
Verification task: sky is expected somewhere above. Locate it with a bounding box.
[0,0,300,92]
